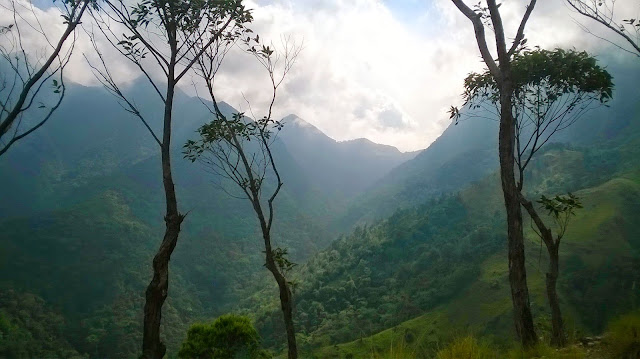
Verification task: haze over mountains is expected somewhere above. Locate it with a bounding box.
[1,58,639,358]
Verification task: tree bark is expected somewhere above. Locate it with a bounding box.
[141,79,183,359]
[547,244,565,347]
[498,75,538,347]
[264,250,298,359]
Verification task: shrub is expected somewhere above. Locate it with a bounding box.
[436,336,495,359]
[178,314,270,359]
[605,311,640,359]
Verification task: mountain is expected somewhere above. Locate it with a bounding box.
[278,114,419,212]
[333,114,499,230]
[333,59,640,231]
[2,51,640,359]
[240,61,640,356]
[251,124,640,357]
[0,81,417,358]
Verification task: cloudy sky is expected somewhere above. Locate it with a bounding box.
[3,0,638,151]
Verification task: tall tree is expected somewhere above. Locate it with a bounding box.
[566,0,640,57]
[86,1,252,358]
[449,0,539,347]
[0,0,90,157]
[459,48,613,346]
[184,38,301,359]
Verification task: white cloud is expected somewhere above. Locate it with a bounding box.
[2,0,636,151]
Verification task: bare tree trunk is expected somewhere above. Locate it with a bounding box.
[498,78,538,347]
[264,249,298,359]
[547,244,565,347]
[142,80,183,359]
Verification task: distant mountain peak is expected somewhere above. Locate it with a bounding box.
[281,114,327,138]
[283,114,315,128]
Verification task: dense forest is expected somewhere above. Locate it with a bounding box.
[1,0,640,358]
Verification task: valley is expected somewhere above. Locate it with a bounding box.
[1,1,640,358]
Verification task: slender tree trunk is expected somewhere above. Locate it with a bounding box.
[261,221,297,359]
[264,250,298,359]
[520,196,566,347]
[547,244,565,347]
[142,80,183,359]
[232,131,298,359]
[498,77,538,347]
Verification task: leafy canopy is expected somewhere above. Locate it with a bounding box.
[178,314,269,359]
[462,48,613,105]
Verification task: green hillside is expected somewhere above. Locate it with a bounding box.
[1,52,639,358]
[302,159,640,358]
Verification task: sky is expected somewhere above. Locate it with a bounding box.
[2,0,638,151]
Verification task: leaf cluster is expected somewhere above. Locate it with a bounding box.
[129,0,251,32]
[537,192,583,220]
[462,48,613,106]
[184,112,256,160]
[271,247,297,274]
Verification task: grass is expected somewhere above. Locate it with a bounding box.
[313,310,451,359]
[604,311,640,359]
[507,342,586,359]
[436,336,495,359]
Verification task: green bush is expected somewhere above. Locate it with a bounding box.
[436,336,495,359]
[178,314,270,359]
[605,311,640,359]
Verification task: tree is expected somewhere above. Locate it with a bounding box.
[566,0,640,57]
[184,38,301,359]
[523,194,582,345]
[0,0,90,157]
[458,48,613,346]
[178,314,269,359]
[86,1,252,357]
[449,0,539,347]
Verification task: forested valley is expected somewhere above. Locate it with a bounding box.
[1,0,640,358]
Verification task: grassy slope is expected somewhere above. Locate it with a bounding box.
[314,166,640,359]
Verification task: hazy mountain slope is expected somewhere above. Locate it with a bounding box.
[333,113,499,231]
[0,81,421,357]
[248,101,640,355]
[0,291,83,359]
[278,114,419,213]
[335,61,640,231]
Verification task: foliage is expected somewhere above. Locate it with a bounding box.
[0,50,638,359]
[454,48,613,178]
[178,314,269,359]
[538,193,583,218]
[0,290,84,359]
[537,193,583,239]
[461,48,612,106]
[250,195,503,349]
[436,336,495,359]
[604,311,640,359]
